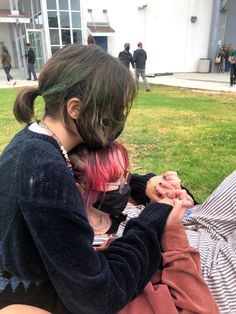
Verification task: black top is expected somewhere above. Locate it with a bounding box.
[25,48,36,64]
[118,50,134,69]
[0,126,172,314]
[133,48,147,69]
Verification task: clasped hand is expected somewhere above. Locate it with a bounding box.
[146,171,194,225]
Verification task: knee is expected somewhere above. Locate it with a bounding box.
[0,305,51,314]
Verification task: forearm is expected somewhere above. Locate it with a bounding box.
[161,224,219,314]
[22,199,172,314]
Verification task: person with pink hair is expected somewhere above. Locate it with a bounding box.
[68,142,219,314]
[69,142,236,313]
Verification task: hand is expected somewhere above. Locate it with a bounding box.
[161,171,182,189]
[165,189,193,225]
[165,198,186,225]
[145,175,175,203]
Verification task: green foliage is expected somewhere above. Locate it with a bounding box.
[0,85,236,202]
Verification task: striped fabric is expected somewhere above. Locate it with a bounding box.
[116,204,144,237]
[93,171,236,314]
[184,170,236,314]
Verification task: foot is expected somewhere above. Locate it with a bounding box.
[11,80,16,85]
[26,78,31,80]
[33,78,38,81]
[145,89,150,92]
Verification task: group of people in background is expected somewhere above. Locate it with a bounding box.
[216,43,236,86]
[2,37,236,89]
[118,42,150,92]
[0,43,37,85]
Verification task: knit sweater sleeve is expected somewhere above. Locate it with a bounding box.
[161,225,219,314]
[130,173,156,205]
[17,140,172,314]
[130,173,198,205]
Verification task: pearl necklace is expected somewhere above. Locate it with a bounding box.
[38,120,74,174]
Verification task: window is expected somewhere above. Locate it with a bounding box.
[47,0,57,10]
[71,0,80,10]
[60,12,70,28]
[71,12,81,28]
[51,46,61,55]
[59,0,68,10]
[73,30,82,44]
[48,11,58,27]
[61,29,71,44]
[50,29,60,45]
[46,0,81,52]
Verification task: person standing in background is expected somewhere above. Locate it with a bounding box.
[223,43,230,72]
[25,43,37,81]
[118,43,134,70]
[229,48,236,86]
[217,47,225,73]
[0,45,16,85]
[87,34,96,45]
[133,42,150,92]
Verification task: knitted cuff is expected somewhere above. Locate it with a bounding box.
[124,202,172,242]
[139,202,172,224]
[130,173,156,205]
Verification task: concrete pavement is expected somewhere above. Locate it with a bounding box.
[0,69,38,89]
[146,72,236,92]
[0,68,236,92]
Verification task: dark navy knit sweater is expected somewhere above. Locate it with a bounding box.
[0,127,172,314]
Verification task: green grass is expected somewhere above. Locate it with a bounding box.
[0,85,236,202]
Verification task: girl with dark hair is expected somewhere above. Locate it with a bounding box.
[0,44,175,314]
[0,45,16,85]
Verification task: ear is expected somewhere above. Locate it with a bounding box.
[66,97,81,120]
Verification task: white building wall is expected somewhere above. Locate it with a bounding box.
[82,0,213,73]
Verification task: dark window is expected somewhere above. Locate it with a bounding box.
[48,11,58,27]
[50,29,60,45]
[51,46,61,55]
[95,36,107,51]
[73,30,82,43]
[61,29,71,44]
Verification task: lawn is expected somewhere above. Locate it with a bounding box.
[0,85,235,202]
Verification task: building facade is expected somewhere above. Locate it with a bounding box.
[0,0,235,75]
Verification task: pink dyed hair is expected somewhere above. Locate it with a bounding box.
[70,141,130,208]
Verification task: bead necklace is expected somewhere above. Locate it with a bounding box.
[38,120,74,174]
